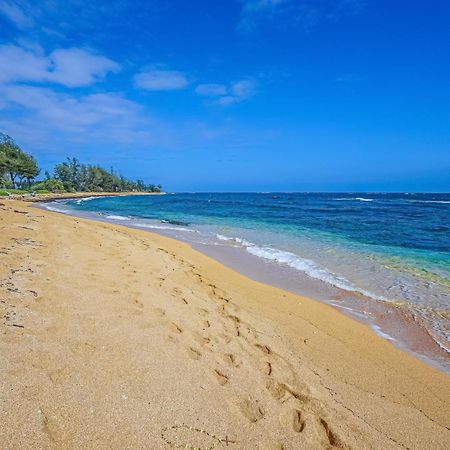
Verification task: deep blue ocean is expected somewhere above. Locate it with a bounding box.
[46,192,450,359]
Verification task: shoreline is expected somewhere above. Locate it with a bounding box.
[1,199,449,448]
[38,197,450,374]
[190,238,450,373]
[3,190,165,203]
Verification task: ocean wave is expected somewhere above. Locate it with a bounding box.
[105,215,131,221]
[406,200,450,205]
[45,205,70,213]
[216,234,253,247]
[216,234,385,300]
[161,219,190,226]
[134,222,194,232]
[334,197,374,202]
[74,196,99,204]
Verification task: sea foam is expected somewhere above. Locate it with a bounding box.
[75,196,99,204]
[105,215,131,221]
[44,204,70,213]
[335,197,374,202]
[134,222,194,232]
[216,234,385,300]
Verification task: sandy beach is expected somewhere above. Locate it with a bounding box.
[0,198,449,450]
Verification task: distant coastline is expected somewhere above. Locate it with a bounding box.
[5,190,165,203]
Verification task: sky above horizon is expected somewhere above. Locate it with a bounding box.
[0,0,449,192]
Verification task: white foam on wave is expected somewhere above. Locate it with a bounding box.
[105,215,131,221]
[74,196,99,204]
[406,200,450,204]
[134,222,195,233]
[45,205,70,213]
[371,324,396,341]
[335,197,374,202]
[216,234,386,300]
[216,234,253,247]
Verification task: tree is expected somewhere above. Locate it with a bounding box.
[0,133,39,188]
[17,154,39,188]
[54,160,75,191]
[53,155,162,193]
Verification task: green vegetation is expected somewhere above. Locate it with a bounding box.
[0,133,162,195]
[0,133,39,189]
[0,188,50,197]
[53,157,161,193]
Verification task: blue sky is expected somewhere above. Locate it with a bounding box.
[0,0,449,191]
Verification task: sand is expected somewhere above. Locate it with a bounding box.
[0,199,449,449]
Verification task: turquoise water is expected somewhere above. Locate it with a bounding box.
[46,192,450,357]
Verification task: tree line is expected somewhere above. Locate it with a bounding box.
[0,133,162,193]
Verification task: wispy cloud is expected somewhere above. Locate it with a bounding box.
[196,79,256,106]
[0,41,154,151]
[1,84,138,135]
[237,0,366,32]
[0,83,168,153]
[241,0,288,14]
[0,0,33,28]
[195,83,227,96]
[134,69,189,91]
[237,0,293,32]
[0,44,120,87]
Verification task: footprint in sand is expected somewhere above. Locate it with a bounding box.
[187,347,202,360]
[260,361,272,375]
[279,408,305,432]
[191,331,211,348]
[230,397,265,423]
[265,378,289,402]
[222,353,241,368]
[169,322,183,333]
[285,413,343,448]
[255,343,271,354]
[171,287,188,304]
[211,368,229,385]
[197,308,210,318]
[152,307,166,318]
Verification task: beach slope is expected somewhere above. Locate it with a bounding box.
[0,200,449,449]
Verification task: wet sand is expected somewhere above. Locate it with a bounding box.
[1,199,449,449]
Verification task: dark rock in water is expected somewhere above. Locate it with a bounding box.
[161,219,190,226]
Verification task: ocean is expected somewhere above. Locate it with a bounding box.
[43,192,450,371]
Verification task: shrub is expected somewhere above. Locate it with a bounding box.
[31,178,65,193]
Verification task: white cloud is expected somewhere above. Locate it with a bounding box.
[195,79,256,106]
[1,84,137,131]
[195,83,227,96]
[0,45,48,84]
[0,82,237,156]
[218,80,256,106]
[0,0,33,28]
[230,79,255,98]
[48,48,120,87]
[0,83,162,148]
[134,69,189,91]
[0,44,120,87]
